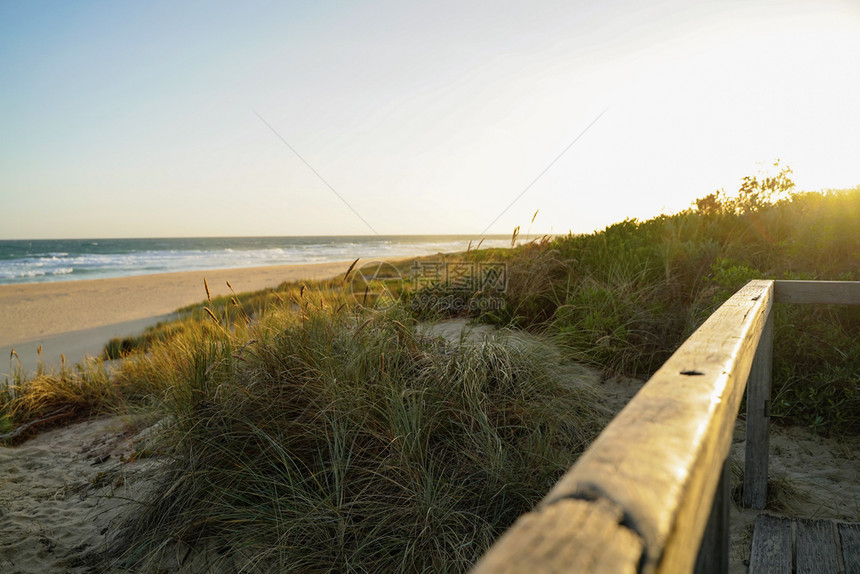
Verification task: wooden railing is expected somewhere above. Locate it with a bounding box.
[471,280,860,574]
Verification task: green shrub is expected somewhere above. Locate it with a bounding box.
[459,185,860,433]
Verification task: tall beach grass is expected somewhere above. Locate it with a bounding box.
[108,298,605,572]
[0,178,857,571]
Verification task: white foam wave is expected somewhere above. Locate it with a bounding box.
[0,237,519,285]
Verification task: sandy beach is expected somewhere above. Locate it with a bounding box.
[0,261,360,375]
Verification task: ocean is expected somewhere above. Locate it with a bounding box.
[0,235,516,285]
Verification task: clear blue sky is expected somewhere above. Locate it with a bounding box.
[1,0,859,239]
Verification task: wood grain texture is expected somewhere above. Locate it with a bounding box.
[774,280,860,305]
[748,515,791,574]
[744,307,774,509]
[470,498,642,574]
[838,522,860,574]
[542,280,773,573]
[796,519,839,574]
[472,280,775,573]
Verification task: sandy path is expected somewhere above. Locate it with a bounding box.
[0,416,163,573]
[726,425,860,572]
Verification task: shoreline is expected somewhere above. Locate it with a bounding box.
[0,260,382,376]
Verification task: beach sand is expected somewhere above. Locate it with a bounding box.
[0,415,165,573]
[0,318,857,572]
[1,372,856,572]
[0,261,360,375]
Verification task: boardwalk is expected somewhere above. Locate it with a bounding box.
[749,515,860,574]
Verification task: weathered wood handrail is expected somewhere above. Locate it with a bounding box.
[472,279,860,574]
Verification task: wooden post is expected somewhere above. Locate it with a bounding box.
[470,281,859,572]
[743,303,773,509]
[472,280,774,574]
[694,459,730,574]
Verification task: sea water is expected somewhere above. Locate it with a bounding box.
[0,235,517,285]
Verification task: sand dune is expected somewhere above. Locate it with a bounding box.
[0,415,163,573]
[1,388,856,573]
[0,314,857,572]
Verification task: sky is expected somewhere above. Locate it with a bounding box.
[1,0,859,240]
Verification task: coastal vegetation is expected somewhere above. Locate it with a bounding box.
[422,172,859,435]
[109,304,605,571]
[1,174,858,571]
[522,185,859,435]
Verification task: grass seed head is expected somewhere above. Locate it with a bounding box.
[344,257,360,282]
[204,277,212,303]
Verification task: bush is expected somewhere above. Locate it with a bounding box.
[451,185,860,433]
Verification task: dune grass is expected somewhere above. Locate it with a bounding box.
[2,273,606,571]
[107,296,604,572]
[441,186,860,435]
[0,175,857,570]
[1,356,121,443]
